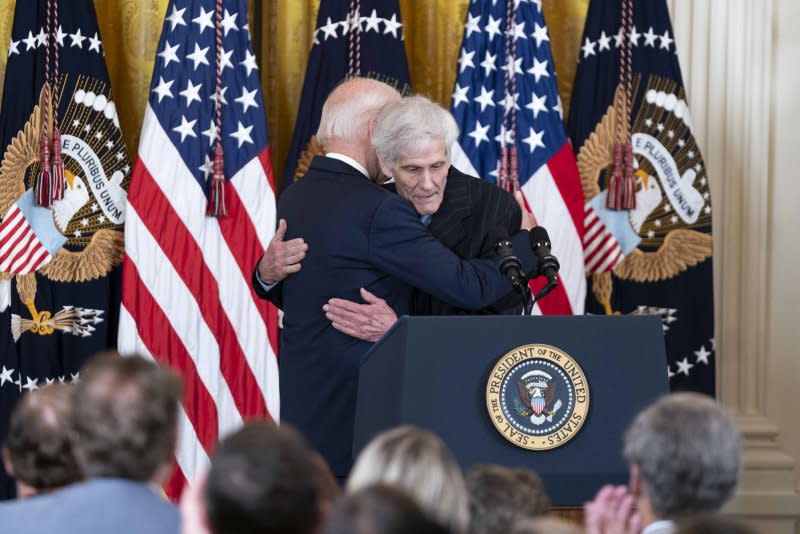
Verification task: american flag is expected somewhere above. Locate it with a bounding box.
[450,0,585,315]
[117,0,279,497]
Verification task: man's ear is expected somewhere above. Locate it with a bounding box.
[629,463,641,497]
[2,447,14,477]
[376,154,392,179]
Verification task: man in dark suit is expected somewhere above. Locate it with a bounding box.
[0,352,182,533]
[262,95,534,343]
[253,80,535,479]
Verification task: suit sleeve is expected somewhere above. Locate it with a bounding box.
[368,194,515,310]
[251,260,283,309]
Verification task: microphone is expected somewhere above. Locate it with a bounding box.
[528,226,560,283]
[487,226,526,293]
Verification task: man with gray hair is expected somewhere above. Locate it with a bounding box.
[262,94,535,343]
[253,79,535,480]
[584,393,742,534]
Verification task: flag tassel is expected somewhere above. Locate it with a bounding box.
[606,142,636,210]
[207,144,228,217]
[35,134,52,207]
[50,127,65,203]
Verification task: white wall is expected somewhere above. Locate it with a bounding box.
[767,0,800,495]
[667,0,800,531]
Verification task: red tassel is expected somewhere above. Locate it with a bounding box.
[606,142,636,210]
[35,134,52,207]
[50,127,65,203]
[206,144,228,217]
[606,143,624,210]
[621,142,636,210]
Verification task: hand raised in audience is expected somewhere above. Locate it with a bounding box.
[180,470,212,534]
[585,485,641,534]
[324,288,398,342]
[258,219,308,284]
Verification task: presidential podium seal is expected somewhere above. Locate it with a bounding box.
[486,344,590,450]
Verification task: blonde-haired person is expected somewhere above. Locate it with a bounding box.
[347,426,469,533]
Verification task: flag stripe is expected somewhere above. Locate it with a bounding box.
[0,206,23,240]
[135,107,278,419]
[120,243,218,451]
[521,162,585,313]
[120,303,211,486]
[128,163,267,422]
[121,201,246,441]
[584,232,615,264]
[7,231,41,273]
[1,228,35,272]
[19,247,50,275]
[11,238,46,274]
[0,217,31,266]
[546,142,585,240]
[593,246,622,273]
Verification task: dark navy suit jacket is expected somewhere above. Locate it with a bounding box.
[254,156,533,476]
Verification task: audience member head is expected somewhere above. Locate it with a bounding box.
[204,421,332,534]
[372,95,459,215]
[2,383,81,498]
[324,484,451,534]
[676,515,758,534]
[70,351,182,484]
[347,426,469,533]
[623,392,742,523]
[316,77,402,180]
[510,516,583,534]
[466,464,550,534]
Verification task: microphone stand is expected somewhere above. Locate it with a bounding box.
[519,283,534,316]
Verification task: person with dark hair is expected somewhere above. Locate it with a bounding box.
[324,484,451,534]
[180,420,338,534]
[466,464,551,534]
[207,421,331,534]
[1,383,81,498]
[0,352,183,534]
[585,393,742,534]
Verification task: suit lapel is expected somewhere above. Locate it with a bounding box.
[428,169,471,251]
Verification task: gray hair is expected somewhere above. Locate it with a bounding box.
[372,95,459,166]
[623,393,742,519]
[316,77,401,145]
[347,426,470,533]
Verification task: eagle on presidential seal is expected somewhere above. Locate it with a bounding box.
[0,77,128,341]
[578,75,713,315]
[515,370,562,425]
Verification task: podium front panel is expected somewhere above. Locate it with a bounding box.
[355,315,668,505]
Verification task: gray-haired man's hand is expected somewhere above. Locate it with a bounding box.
[323,288,398,343]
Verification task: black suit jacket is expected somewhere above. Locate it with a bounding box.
[411,166,526,315]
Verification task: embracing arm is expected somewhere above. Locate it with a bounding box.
[368,194,515,311]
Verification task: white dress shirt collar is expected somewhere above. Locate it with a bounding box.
[326,152,369,179]
[642,520,675,534]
